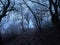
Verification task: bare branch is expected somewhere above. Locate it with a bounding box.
[7,7,18,12]
[29,0,49,9]
[55,0,58,4]
[0,0,10,21]
[23,0,41,31]
[7,0,18,12]
[0,0,5,6]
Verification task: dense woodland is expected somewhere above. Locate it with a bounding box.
[0,0,60,45]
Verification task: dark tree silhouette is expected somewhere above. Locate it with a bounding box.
[0,0,17,43]
[0,0,16,22]
[23,0,41,32]
[49,0,59,24]
[29,0,60,24]
[58,0,60,8]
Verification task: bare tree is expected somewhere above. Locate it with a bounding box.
[29,0,60,24]
[0,0,17,22]
[23,0,41,32]
[0,0,17,43]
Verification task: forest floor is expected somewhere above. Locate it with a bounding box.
[1,23,60,45]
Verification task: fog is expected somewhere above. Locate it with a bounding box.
[0,0,58,39]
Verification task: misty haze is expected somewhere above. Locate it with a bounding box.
[0,0,60,45]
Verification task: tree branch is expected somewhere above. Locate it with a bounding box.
[0,0,5,6]
[7,7,18,12]
[29,0,49,9]
[0,0,10,21]
[23,0,41,31]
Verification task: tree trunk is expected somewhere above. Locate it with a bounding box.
[51,14,59,24]
[0,22,2,44]
[0,37,1,42]
[49,0,59,24]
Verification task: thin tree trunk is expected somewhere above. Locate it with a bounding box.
[21,5,25,31]
[23,0,41,32]
[0,22,2,44]
[49,0,59,24]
